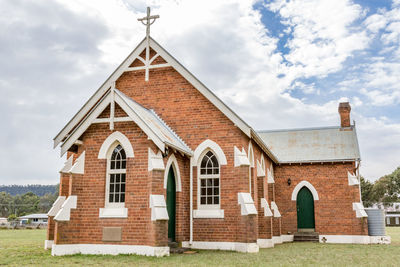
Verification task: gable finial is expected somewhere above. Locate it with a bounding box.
[138,7,160,82]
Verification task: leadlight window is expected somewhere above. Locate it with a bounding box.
[108,145,126,204]
[199,151,220,206]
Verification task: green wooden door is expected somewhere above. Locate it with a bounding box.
[296,187,315,229]
[166,168,176,241]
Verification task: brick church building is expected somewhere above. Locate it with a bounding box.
[46,10,370,256]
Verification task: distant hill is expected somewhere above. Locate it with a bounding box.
[0,184,58,196]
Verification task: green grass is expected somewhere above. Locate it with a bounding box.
[1,228,400,266]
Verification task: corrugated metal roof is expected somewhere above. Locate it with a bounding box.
[19,214,48,219]
[115,89,192,155]
[257,126,361,163]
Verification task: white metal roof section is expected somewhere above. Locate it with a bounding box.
[114,89,192,156]
[257,126,361,163]
[19,213,48,219]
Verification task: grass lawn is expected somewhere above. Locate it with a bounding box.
[1,228,400,266]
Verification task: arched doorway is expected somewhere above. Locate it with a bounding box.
[166,167,176,241]
[296,187,315,230]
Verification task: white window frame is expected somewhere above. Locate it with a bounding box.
[197,149,221,210]
[387,217,390,224]
[396,217,399,225]
[105,142,127,209]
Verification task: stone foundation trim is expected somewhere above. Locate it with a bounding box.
[193,209,224,218]
[260,198,273,216]
[234,146,250,167]
[149,194,169,221]
[47,196,66,216]
[182,241,259,253]
[54,195,77,221]
[272,236,283,244]
[282,235,294,242]
[51,244,170,257]
[352,202,368,218]
[238,193,257,215]
[319,235,378,244]
[348,171,360,186]
[257,238,274,248]
[44,240,54,250]
[99,207,128,218]
[370,236,391,244]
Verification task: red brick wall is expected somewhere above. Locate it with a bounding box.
[114,63,273,243]
[47,217,55,241]
[59,174,70,197]
[257,175,273,239]
[53,122,174,246]
[272,217,282,237]
[52,113,270,246]
[274,162,368,236]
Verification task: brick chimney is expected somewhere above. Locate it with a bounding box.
[338,102,351,127]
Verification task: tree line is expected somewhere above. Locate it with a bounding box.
[0,187,59,219]
[0,184,58,196]
[361,166,400,207]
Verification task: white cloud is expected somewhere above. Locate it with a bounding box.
[267,0,370,79]
[356,115,400,180]
[364,13,387,33]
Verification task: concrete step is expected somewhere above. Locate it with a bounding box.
[170,247,192,254]
[168,241,196,254]
[168,241,179,248]
[294,232,319,242]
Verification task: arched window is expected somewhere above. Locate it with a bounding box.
[199,151,220,207]
[107,144,126,206]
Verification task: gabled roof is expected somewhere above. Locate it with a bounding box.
[257,126,361,163]
[115,89,192,155]
[53,36,278,163]
[59,87,192,156]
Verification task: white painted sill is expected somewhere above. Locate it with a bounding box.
[99,207,128,218]
[193,209,224,219]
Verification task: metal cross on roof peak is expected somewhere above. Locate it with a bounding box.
[138,7,159,38]
[137,7,160,82]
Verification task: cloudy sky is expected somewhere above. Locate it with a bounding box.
[1,0,399,185]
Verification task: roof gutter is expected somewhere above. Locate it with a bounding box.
[278,158,361,164]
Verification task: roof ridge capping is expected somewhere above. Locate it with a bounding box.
[257,125,352,133]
